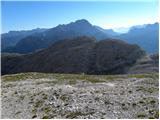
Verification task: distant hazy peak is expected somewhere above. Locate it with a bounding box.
[154,22,159,25]
[129,22,159,33]
[52,19,92,31]
[69,19,92,26]
[75,19,90,24]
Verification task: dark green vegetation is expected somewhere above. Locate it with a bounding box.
[1,36,145,75]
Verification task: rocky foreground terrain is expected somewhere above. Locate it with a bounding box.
[1,72,159,119]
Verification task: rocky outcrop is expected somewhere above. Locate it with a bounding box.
[128,53,159,74]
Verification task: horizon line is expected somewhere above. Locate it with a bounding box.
[1,20,158,34]
[1,0,158,2]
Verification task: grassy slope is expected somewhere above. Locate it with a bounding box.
[2,72,158,82]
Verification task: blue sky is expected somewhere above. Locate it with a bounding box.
[1,1,158,33]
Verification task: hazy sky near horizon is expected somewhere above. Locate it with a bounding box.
[1,1,158,33]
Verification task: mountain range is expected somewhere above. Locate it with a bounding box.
[116,23,159,53]
[2,19,112,54]
[2,19,159,54]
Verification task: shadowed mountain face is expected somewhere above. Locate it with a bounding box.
[1,28,47,50]
[3,36,48,53]
[2,36,145,75]
[2,19,114,54]
[115,23,159,53]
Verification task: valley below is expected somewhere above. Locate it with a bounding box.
[1,72,159,119]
